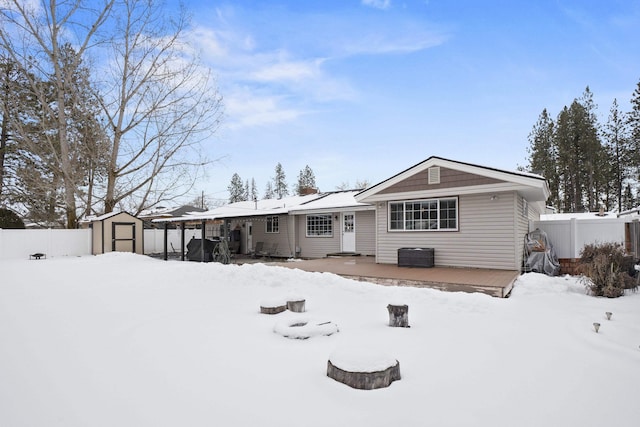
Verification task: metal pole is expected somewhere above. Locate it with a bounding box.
[201,220,206,262]
[163,222,168,261]
[181,222,186,261]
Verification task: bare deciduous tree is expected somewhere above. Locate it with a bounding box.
[97,0,223,214]
[1,0,223,225]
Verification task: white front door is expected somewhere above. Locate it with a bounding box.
[341,212,356,252]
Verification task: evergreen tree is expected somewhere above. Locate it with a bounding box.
[0,207,24,228]
[249,178,258,201]
[228,173,246,203]
[273,163,288,199]
[628,79,640,177]
[295,165,317,195]
[602,98,631,212]
[578,87,606,211]
[263,181,274,199]
[526,108,559,209]
[554,97,603,212]
[622,183,635,211]
[0,56,28,201]
[8,45,107,227]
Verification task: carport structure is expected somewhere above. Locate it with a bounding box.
[152,194,323,262]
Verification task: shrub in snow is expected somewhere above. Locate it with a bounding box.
[0,208,25,229]
[577,243,637,298]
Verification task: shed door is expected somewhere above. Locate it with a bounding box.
[112,222,136,253]
[341,212,356,252]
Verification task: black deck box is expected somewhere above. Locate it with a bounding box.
[398,248,434,268]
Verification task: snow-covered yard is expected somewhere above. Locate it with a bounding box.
[1,253,639,427]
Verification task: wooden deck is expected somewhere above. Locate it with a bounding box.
[270,256,519,298]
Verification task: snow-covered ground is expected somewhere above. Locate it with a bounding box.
[1,253,639,427]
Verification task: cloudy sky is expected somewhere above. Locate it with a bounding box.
[168,0,639,202]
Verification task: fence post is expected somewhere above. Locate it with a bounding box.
[570,218,578,259]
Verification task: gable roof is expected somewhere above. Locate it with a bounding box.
[91,211,139,222]
[356,156,550,203]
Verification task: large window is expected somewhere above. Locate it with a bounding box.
[266,216,279,233]
[389,198,458,231]
[306,214,333,237]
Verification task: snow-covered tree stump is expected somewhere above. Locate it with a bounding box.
[387,304,409,327]
[286,299,306,313]
[274,318,339,340]
[327,348,401,390]
[260,299,287,314]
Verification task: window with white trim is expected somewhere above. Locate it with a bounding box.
[306,214,333,237]
[266,216,279,233]
[389,198,458,231]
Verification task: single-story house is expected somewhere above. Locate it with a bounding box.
[355,156,550,271]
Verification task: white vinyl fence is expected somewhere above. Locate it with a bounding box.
[2,218,635,261]
[533,217,627,259]
[0,228,203,260]
[143,229,201,254]
[0,228,92,260]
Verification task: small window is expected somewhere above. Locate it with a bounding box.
[306,214,333,237]
[266,216,279,233]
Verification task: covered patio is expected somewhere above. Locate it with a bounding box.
[269,256,519,298]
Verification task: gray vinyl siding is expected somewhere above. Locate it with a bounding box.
[296,214,341,258]
[356,210,376,256]
[251,215,296,257]
[376,192,520,270]
[294,210,376,258]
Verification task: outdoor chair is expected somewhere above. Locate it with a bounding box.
[251,242,264,258]
[255,242,278,259]
[265,243,278,259]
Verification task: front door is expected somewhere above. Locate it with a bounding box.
[341,212,356,253]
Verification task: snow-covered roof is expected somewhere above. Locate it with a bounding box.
[288,190,374,215]
[138,205,206,219]
[540,211,616,221]
[618,206,640,217]
[152,194,323,223]
[91,211,137,222]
